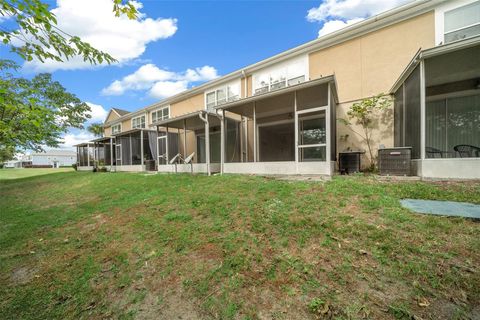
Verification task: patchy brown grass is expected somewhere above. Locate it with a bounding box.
[0,172,479,319]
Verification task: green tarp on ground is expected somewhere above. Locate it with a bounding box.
[400,199,480,219]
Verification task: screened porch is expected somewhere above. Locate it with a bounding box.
[76,143,94,170]
[91,137,115,169]
[392,37,480,179]
[112,129,158,172]
[152,110,241,174]
[215,76,337,175]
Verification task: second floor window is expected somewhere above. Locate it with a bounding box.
[132,115,146,129]
[205,83,240,109]
[151,107,169,123]
[444,1,480,43]
[111,124,121,134]
[253,56,307,95]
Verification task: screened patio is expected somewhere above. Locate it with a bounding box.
[75,143,94,170]
[215,76,337,175]
[392,37,480,179]
[152,110,240,174]
[91,137,115,169]
[112,129,158,172]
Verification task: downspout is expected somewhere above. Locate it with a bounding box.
[198,111,211,176]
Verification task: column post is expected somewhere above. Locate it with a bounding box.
[205,114,211,176]
[140,130,144,170]
[326,83,332,173]
[183,119,187,158]
[220,109,225,175]
[165,125,169,163]
[253,102,257,162]
[420,60,426,161]
[110,137,113,170]
[129,134,133,166]
[294,91,299,164]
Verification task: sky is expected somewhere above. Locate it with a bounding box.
[0,0,412,150]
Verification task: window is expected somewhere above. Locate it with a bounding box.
[132,115,146,129]
[206,92,216,109]
[444,1,480,43]
[253,56,307,95]
[151,107,169,123]
[111,124,121,134]
[205,82,240,109]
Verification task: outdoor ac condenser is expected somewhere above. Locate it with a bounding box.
[378,147,412,176]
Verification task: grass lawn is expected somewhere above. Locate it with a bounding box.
[0,168,74,180]
[0,172,479,319]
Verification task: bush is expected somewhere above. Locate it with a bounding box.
[72,163,77,171]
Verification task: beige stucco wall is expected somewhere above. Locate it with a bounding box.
[104,126,112,137]
[122,119,132,132]
[247,76,253,97]
[105,111,120,123]
[309,11,435,166]
[171,93,204,117]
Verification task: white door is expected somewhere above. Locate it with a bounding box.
[157,136,167,165]
[115,144,122,166]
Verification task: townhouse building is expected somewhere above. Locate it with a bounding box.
[77,0,480,179]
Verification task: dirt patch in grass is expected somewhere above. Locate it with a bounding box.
[137,288,204,320]
[9,266,39,286]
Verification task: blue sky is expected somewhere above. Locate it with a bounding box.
[0,0,410,148]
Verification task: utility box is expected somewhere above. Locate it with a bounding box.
[378,147,412,176]
[145,159,156,171]
[338,151,364,174]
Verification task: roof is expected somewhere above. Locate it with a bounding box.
[31,149,76,156]
[112,108,130,116]
[104,0,442,126]
[73,142,94,147]
[215,75,337,111]
[111,128,156,137]
[150,110,219,130]
[89,136,113,143]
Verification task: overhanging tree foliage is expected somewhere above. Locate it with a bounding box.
[0,145,16,163]
[0,59,91,151]
[0,0,138,64]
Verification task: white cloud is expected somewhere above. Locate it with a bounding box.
[149,81,189,99]
[23,0,178,71]
[86,102,108,123]
[307,0,413,37]
[102,63,219,99]
[59,131,96,150]
[318,18,364,36]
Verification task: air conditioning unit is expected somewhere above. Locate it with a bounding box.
[378,147,412,176]
[338,151,364,174]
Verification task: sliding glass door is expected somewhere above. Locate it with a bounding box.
[426,93,480,158]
